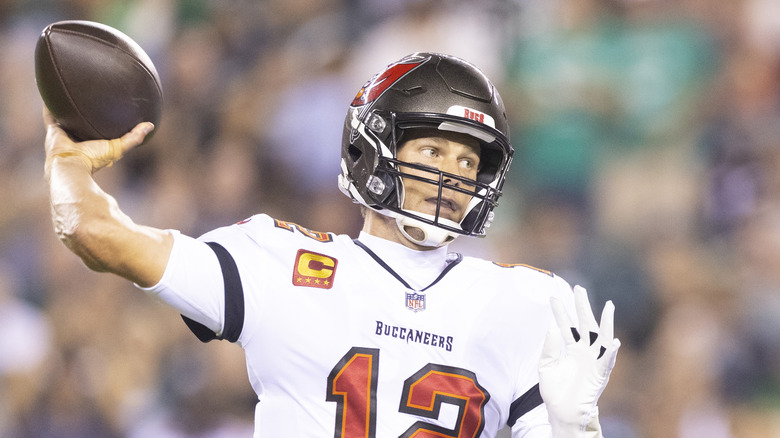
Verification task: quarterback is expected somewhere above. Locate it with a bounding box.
[44,52,620,437]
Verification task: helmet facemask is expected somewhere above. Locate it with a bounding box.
[340,109,512,247]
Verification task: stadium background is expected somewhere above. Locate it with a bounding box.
[1,0,779,436]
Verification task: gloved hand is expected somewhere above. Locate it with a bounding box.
[539,286,621,438]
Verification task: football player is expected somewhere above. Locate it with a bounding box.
[44,52,620,437]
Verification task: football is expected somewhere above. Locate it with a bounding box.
[35,20,162,142]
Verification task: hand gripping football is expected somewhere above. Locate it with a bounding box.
[35,20,162,142]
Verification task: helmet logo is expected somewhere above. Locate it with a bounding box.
[446,105,495,128]
[351,57,427,107]
[465,108,484,123]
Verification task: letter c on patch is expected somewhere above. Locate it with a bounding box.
[297,252,335,278]
[292,249,338,290]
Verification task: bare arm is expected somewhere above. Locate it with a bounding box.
[44,107,174,287]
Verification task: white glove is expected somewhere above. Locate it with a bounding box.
[538,286,621,438]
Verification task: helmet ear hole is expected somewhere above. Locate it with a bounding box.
[402,225,425,242]
[477,148,502,184]
[371,169,397,204]
[401,224,456,246]
[348,144,362,162]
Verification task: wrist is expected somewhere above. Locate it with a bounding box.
[45,138,123,174]
[549,406,602,438]
[46,150,94,174]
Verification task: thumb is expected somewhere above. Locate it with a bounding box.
[118,122,155,155]
[84,122,155,171]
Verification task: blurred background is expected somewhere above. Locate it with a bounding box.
[1,0,779,436]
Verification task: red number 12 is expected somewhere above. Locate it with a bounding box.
[327,347,490,438]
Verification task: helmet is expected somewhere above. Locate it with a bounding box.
[339,52,514,247]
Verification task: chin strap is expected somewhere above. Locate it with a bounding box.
[396,212,461,248]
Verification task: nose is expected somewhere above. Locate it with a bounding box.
[440,157,461,186]
[441,174,459,188]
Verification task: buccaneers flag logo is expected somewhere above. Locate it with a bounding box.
[351,55,428,107]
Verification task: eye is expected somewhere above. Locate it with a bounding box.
[420,147,437,159]
[459,158,475,169]
[459,151,480,171]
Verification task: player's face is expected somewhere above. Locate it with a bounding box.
[396,130,481,223]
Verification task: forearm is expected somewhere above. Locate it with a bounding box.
[47,154,108,262]
[46,154,171,286]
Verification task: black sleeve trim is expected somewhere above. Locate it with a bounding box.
[507,383,543,428]
[180,241,245,343]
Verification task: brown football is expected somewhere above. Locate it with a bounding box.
[35,20,162,142]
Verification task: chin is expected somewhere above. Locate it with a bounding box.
[439,209,463,222]
[421,211,457,223]
[406,200,463,223]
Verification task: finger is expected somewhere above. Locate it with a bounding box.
[42,106,69,142]
[117,122,155,155]
[550,296,576,344]
[596,300,615,358]
[573,286,599,344]
[43,106,66,140]
[90,122,154,169]
[599,338,621,377]
[599,300,615,344]
[43,105,56,126]
[43,111,75,158]
[539,325,562,370]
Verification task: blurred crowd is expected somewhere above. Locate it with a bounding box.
[1,0,779,436]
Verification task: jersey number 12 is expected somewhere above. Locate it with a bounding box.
[327,347,490,438]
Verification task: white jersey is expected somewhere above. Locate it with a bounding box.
[141,214,576,438]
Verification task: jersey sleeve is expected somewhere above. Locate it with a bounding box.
[136,231,226,337]
[506,269,576,435]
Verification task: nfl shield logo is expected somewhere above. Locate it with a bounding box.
[406,291,426,312]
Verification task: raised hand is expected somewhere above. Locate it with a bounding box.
[538,286,621,438]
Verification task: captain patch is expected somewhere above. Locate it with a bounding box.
[293,249,338,290]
